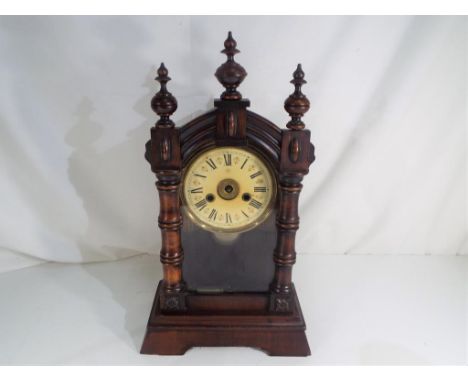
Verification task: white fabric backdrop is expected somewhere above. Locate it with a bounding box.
[0,16,466,273]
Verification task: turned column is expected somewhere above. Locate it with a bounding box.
[145,63,186,312]
[270,64,315,313]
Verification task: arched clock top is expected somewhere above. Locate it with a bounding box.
[179,109,217,166]
[178,108,282,170]
[145,32,313,173]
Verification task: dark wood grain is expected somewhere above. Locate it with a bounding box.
[145,63,187,312]
[269,65,315,313]
[142,34,315,356]
[141,282,310,356]
[214,31,247,101]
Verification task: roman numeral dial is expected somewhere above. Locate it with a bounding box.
[182,147,276,233]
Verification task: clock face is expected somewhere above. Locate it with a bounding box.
[182,147,276,233]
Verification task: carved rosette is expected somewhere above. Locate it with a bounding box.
[274,297,290,312]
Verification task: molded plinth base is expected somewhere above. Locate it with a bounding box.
[140,282,311,356]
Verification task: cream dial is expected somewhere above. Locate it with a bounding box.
[182,147,276,233]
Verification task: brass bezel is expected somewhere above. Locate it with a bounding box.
[181,146,277,234]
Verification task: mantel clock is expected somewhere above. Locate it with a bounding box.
[141,32,315,356]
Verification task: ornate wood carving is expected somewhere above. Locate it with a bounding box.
[214,99,249,143]
[180,108,281,168]
[142,34,315,356]
[145,63,186,313]
[151,63,178,129]
[269,64,315,313]
[289,137,300,163]
[142,282,310,356]
[284,64,310,130]
[226,111,237,136]
[161,135,171,161]
[214,31,247,101]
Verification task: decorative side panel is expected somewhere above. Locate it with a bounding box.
[214,99,249,144]
[280,130,314,174]
[148,128,181,171]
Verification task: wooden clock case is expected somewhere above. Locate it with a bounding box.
[141,32,315,356]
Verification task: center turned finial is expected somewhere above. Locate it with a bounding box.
[215,32,247,100]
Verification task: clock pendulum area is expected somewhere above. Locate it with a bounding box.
[141,32,315,356]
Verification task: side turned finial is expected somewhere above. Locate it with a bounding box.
[151,63,178,128]
[284,64,310,130]
[215,31,247,101]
